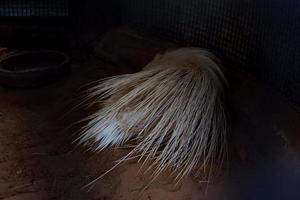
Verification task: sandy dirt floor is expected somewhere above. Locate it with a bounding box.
[0,29,299,200]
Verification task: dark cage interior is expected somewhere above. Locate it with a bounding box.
[121,0,300,106]
[0,0,299,200]
[1,0,298,105]
[0,0,69,17]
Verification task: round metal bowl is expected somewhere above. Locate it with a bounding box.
[0,50,70,88]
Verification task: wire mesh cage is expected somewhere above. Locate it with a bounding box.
[123,0,300,107]
[0,0,69,17]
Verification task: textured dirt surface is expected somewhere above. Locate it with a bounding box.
[0,29,299,200]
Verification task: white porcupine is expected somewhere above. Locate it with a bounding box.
[78,48,228,182]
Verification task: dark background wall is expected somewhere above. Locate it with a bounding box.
[120,0,300,106]
[0,0,121,48]
[0,0,299,106]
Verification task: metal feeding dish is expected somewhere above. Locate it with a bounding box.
[0,50,70,88]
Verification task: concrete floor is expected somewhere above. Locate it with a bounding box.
[0,28,299,200]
